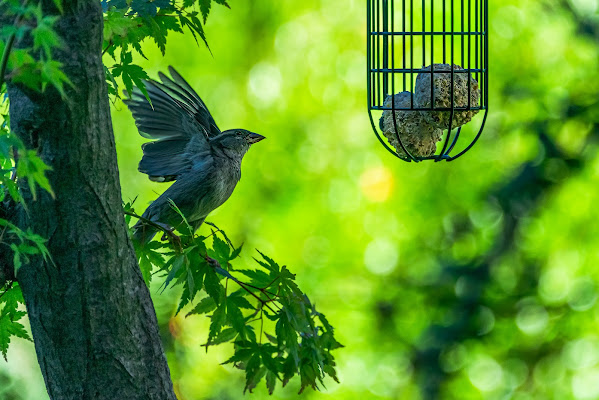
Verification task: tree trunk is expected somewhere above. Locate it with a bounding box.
[6,1,177,398]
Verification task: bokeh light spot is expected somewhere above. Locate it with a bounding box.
[248,62,282,108]
[364,237,399,276]
[568,277,597,311]
[468,355,504,392]
[503,359,529,390]
[440,344,468,373]
[538,267,571,305]
[516,304,549,336]
[359,166,393,203]
[572,368,599,399]
[563,337,599,371]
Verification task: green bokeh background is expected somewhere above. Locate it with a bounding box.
[3,0,599,398]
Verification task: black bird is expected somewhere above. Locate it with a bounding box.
[124,67,265,242]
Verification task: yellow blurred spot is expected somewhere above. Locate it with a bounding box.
[359,166,393,202]
[168,316,182,339]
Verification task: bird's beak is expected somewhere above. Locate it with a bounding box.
[248,132,265,144]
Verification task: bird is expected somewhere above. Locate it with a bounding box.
[124,66,265,243]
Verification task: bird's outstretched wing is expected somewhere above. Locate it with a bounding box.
[124,66,221,182]
[156,66,222,138]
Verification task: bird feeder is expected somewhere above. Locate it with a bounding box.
[367,0,488,162]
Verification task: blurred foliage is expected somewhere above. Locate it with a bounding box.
[4,0,599,399]
[1,0,72,96]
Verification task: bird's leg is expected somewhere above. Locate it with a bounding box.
[157,222,181,247]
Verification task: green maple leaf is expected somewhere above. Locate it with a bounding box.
[0,310,31,361]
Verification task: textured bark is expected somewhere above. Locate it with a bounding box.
[6,1,177,399]
[0,198,17,287]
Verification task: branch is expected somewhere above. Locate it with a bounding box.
[123,209,182,247]
[205,257,279,314]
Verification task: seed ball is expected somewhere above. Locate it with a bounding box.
[379,91,443,159]
[414,64,481,129]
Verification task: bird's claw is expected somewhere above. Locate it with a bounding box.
[157,223,181,245]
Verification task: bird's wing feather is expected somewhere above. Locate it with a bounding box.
[156,66,222,138]
[139,140,190,182]
[124,68,219,182]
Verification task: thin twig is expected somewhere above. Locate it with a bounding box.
[204,255,278,313]
[259,308,263,344]
[238,281,280,300]
[124,210,170,235]
[123,209,181,249]
[236,281,277,314]
[263,276,279,290]
[101,40,113,57]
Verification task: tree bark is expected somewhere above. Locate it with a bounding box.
[6,1,177,399]
[0,198,17,287]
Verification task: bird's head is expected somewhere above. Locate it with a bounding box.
[211,129,265,159]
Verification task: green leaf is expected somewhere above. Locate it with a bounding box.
[260,344,280,374]
[52,0,63,14]
[244,355,266,394]
[0,285,24,319]
[204,266,221,304]
[208,302,226,343]
[176,283,191,315]
[254,250,280,273]
[228,291,255,310]
[11,245,22,274]
[186,296,216,316]
[214,0,230,8]
[0,314,31,361]
[138,253,153,285]
[299,363,319,393]
[222,346,254,365]
[166,198,192,236]
[112,51,150,99]
[230,243,243,261]
[211,327,237,345]
[161,254,185,291]
[211,234,230,262]
[199,0,211,23]
[189,13,210,49]
[186,265,195,301]
[266,370,277,395]
[236,269,272,288]
[32,18,61,59]
[16,149,54,200]
[103,11,134,40]
[226,299,245,337]
[0,285,31,361]
[40,60,73,98]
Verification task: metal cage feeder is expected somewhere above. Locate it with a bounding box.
[367,0,489,162]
